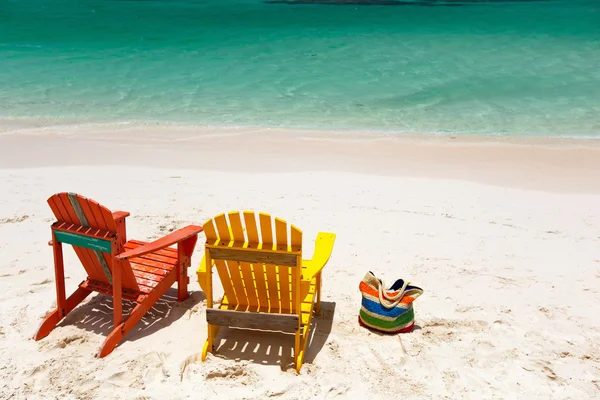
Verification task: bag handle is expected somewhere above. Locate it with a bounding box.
[377,278,409,309]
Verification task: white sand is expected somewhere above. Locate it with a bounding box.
[1,125,599,399]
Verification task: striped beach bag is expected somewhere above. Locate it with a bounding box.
[359,271,423,333]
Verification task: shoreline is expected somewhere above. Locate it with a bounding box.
[2,121,600,194]
[1,116,600,142]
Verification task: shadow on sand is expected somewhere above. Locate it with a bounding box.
[211,301,336,370]
[56,288,205,346]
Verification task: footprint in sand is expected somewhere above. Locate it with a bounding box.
[52,334,88,349]
[204,363,256,385]
[180,352,202,381]
[421,318,489,343]
[0,215,29,224]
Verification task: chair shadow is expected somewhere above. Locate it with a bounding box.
[57,288,205,345]
[212,301,336,371]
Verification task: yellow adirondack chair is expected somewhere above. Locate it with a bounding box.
[196,211,335,373]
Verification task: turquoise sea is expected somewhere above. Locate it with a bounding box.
[1,0,599,137]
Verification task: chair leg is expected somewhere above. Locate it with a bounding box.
[177,236,197,302]
[202,324,220,361]
[98,269,177,358]
[98,300,144,358]
[177,258,190,302]
[34,286,92,340]
[294,330,303,373]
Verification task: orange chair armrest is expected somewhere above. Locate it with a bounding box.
[117,225,203,260]
[112,211,130,221]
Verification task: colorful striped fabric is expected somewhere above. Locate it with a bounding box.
[358,271,423,333]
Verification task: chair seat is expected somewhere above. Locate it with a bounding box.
[81,240,179,301]
[218,277,318,329]
[124,240,179,294]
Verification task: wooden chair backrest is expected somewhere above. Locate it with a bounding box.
[47,192,139,291]
[203,211,303,313]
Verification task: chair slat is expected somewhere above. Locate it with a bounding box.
[279,266,292,311]
[252,263,269,309]
[215,259,237,304]
[243,211,259,245]
[56,193,81,225]
[203,219,217,242]
[228,211,245,242]
[214,213,231,243]
[264,264,280,310]
[259,213,273,248]
[275,218,288,251]
[240,262,258,307]
[78,196,100,226]
[291,225,302,249]
[227,260,248,306]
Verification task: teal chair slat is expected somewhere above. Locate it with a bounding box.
[54,230,112,254]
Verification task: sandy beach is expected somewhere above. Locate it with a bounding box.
[1,124,599,399]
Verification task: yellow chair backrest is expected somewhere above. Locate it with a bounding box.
[202,211,303,313]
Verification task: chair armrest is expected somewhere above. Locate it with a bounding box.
[117,225,203,260]
[301,232,336,281]
[112,211,130,221]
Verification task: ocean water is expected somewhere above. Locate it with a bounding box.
[1,0,599,137]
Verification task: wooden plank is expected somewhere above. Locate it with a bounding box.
[291,225,302,249]
[85,197,108,231]
[125,240,178,259]
[252,263,269,309]
[47,195,69,223]
[78,196,100,227]
[275,218,288,251]
[133,275,161,290]
[128,256,175,272]
[133,251,179,265]
[294,254,302,316]
[203,218,217,242]
[279,265,292,311]
[53,225,113,242]
[228,211,245,242]
[206,308,299,332]
[82,195,118,233]
[265,264,280,310]
[56,193,81,225]
[215,259,237,304]
[130,268,166,283]
[214,213,231,243]
[227,260,248,306]
[208,246,298,267]
[68,193,90,227]
[53,222,112,239]
[130,263,169,277]
[259,213,273,248]
[240,262,258,307]
[243,211,259,245]
[91,196,118,233]
[54,230,112,253]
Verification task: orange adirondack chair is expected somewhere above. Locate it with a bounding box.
[33,192,203,357]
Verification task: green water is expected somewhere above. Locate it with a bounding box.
[1,0,599,136]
